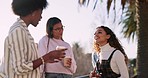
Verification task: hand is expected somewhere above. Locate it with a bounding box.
[45,48,67,63]
[62,57,72,68]
[66,58,72,68]
[89,68,101,78]
[90,71,101,78]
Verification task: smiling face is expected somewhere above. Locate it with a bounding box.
[94,27,110,46]
[52,22,64,39]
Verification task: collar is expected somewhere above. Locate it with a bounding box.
[52,38,63,42]
[17,18,27,27]
[100,43,114,53]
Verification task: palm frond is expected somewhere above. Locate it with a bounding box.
[121,0,127,10]
[107,0,113,14]
[78,0,86,5]
[93,0,98,10]
[78,0,90,7]
[121,0,136,41]
[78,0,136,41]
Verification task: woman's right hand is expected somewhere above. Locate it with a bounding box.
[44,48,67,63]
[89,68,101,78]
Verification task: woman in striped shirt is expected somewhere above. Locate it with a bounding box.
[0,0,66,78]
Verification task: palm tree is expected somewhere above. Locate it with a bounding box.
[135,0,148,78]
[78,0,148,77]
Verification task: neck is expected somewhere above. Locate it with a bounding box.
[20,16,31,27]
[53,37,62,40]
[54,37,61,40]
[99,42,108,47]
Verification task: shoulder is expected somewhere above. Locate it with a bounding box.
[113,50,125,59]
[40,35,48,40]
[9,19,25,32]
[63,41,71,47]
[39,35,48,43]
[9,25,23,33]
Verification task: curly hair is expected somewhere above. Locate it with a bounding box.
[12,0,48,16]
[93,26,128,64]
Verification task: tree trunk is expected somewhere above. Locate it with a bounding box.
[136,0,148,78]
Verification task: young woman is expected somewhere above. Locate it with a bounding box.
[38,17,77,78]
[90,26,129,78]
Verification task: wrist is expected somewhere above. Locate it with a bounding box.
[40,57,45,64]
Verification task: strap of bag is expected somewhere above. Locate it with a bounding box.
[45,37,50,69]
[108,49,117,63]
[47,37,50,49]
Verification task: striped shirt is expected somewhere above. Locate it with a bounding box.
[0,18,40,78]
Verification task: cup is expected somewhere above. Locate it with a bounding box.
[56,46,67,50]
[54,46,67,61]
[62,56,71,68]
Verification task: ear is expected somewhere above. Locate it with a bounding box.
[31,10,37,16]
[32,14,35,16]
[106,34,110,39]
[31,12,36,16]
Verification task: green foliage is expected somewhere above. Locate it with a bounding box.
[120,0,137,41]
[78,0,137,42]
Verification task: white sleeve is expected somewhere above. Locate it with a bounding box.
[38,37,48,57]
[114,51,129,78]
[67,44,77,73]
[38,36,48,78]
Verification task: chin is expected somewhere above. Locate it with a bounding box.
[32,24,38,27]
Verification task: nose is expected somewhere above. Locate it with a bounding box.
[40,16,42,19]
[94,32,97,35]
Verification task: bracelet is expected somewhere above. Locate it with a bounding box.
[40,57,45,64]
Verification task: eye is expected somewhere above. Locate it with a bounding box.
[94,31,102,35]
[53,26,65,31]
[98,32,102,34]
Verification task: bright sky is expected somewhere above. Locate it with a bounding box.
[0,0,137,59]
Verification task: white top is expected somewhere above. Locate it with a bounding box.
[38,35,77,75]
[99,43,129,78]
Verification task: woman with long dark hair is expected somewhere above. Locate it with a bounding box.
[90,26,129,78]
[38,17,77,78]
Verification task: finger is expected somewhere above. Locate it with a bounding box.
[93,67,97,72]
[58,58,63,60]
[67,60,71,63]
[59,48,68,51]
[54,61,59,62]
[61,52,66,55]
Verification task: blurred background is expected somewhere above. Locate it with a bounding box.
[0,0,139,78]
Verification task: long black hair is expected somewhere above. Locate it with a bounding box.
[46,17,62,38]
[94,26,128,64]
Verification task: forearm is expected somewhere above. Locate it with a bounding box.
[32,57,43,69]
[33,54,49,69]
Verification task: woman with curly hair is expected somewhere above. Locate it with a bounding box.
[90,26,129,78]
